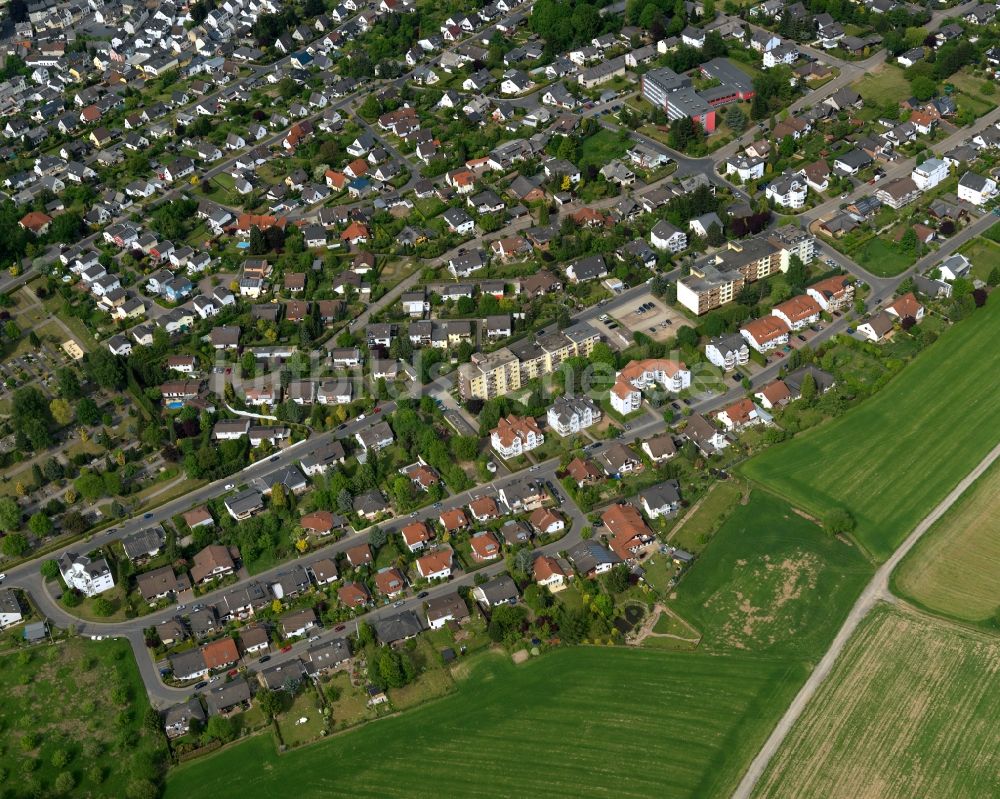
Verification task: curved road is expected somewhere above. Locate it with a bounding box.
[731,439,1000,799]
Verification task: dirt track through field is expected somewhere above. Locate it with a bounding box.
[731,439,1000,799]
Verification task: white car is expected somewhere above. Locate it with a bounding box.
[0,573,6,582]
[224,483,234,490]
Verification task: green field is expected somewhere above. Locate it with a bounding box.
[168,491,872,799]
[892,457,1000,625]
[0,637,165,798]
[742,298,1000,561]
[753,604,1000,799]
[669,492,873,658]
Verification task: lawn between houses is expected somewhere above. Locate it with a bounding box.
[741,296,1000,561]
[751,604,1000,799]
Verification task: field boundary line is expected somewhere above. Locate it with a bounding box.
[731,438,1000,799]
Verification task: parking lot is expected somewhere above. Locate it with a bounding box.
[607,291,689,343]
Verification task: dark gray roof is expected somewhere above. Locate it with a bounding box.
[372,609,425,643]
[474,574,520,606]
[121,526,166,560]
[204,678,252,714]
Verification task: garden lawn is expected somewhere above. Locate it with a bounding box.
[852,65,909,106]
[959,236,1000,283]
[752,605,1000,799]
[669,480,743,552]
[892,457,1000,625]
[741,297,1000,561]
[167,647,807,799]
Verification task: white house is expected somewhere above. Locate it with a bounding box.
[911,158,949,191]
[770,295,821,331]
[547,396,601,436]
[957,171,998,206]
[58,552,115,597]
[650,220,687,253]
[766,173,807,209]
[610,380,641,415]
[740,316,790,353]
[935,253,971,282]
[491,415,544,459]
[726,155,765,182]
[705,334,749,371]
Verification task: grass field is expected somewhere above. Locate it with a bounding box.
[892,457,1000,625]
[0,637,164,798]
[753,604,1000,799]
[578,128,629,170]
[742,297,1000,561]
[167,647,808,799]
[670,492,873,657]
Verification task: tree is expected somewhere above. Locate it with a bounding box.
[799,372,817,402]
[270,483,287,509]
[368,526,387,549]
[825,508,855,535]
[56,368,82,399]
[0,497,20,532]
[92,596,114,617]
[725,104,746,132]
[987,266,1000,287]
[356,621,375,648]
[910,75,936,102]
[49,398,74,426]
[675,325,699,348]
[203,715,235,744]
[605,564,631,594]
[28,512,53,537]
[84,350,126,391]
[40,559,59,579]
[256,688,282,720]
[487,604,527,642]
[1,532,29,557]
[74,470,105,502]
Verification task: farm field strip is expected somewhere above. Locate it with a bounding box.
[892,457,1000,623]
[752,605,1000,799]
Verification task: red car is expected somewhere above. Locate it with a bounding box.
[227,668,238,677]
[334,624,346,632]
[372,406,381,413]
[281,644,293,653]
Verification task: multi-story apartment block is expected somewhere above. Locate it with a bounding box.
[677,236,788,315]
[458,323,600,400]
